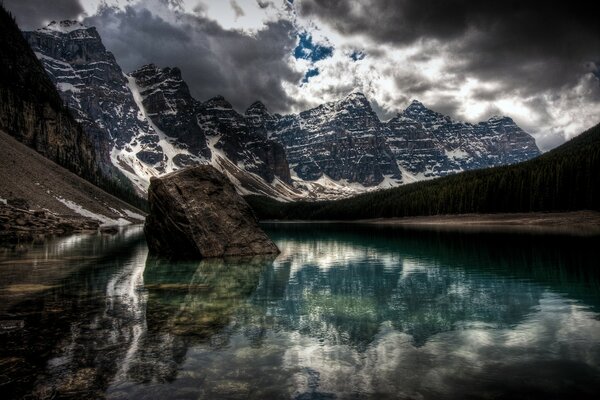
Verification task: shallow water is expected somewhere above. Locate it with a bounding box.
[1,224,599,399]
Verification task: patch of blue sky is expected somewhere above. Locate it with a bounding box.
[294,32,333,63]
[301,67,320,84]
[350,50,366,61]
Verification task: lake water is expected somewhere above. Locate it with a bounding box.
[1,223,600,399]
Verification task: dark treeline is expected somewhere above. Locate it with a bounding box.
[246,122,600,220]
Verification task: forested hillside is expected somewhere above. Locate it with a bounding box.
[247,122,600,220]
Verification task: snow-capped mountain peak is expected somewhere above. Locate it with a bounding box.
[204,95,234,110]
[245,101,270,117]
[403,99,436,116]
[339,91,372,109]
[487,115,515,125]
[42,20,87,33]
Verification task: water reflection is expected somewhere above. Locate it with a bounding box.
[0,224,599,399]
[114,256,273,387]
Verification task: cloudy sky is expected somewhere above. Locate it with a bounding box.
[5,0,600,150]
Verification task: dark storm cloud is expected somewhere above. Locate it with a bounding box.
[84,4,303,113]
[298,0,600,95]
[393,74,433,95]
[2,0,84,30]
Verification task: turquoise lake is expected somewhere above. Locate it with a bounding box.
[1,223,599,399]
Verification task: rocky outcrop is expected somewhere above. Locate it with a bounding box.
[144,166,279,258]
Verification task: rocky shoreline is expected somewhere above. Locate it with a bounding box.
[0,201,100,244]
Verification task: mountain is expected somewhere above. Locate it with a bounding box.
[0,6,144,229]
[24,20,542,201]
[247,122,600,220]
[0,9,143,210]
[392,100,541,177]
[127,64,295,196]
[23,21,167,193]
[268,92,401,186]
[266,95,540,186]
[25,24,296,198]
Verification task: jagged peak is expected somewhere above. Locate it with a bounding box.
[131,64,183,80]
[339,90,372,110]
[487,114,514,123]
[129,64,160,82]
[403,99,441,118]
[405,99,427,110]
[246,101,269,116]
[133,63,159,73]
[344,90,368,100]
[205,95,233,109]
[41,20,88,33]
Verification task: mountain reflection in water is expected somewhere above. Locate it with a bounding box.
[0,224,599,399]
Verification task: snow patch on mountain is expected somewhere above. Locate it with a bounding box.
[42,20,87,34]
[55,196,131,227]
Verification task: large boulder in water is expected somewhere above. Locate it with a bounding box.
[144,165,279,258]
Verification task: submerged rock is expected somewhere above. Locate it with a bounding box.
[144,165,279,258]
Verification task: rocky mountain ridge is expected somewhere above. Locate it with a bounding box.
[0,9,144,214]
[24,20,541,200]
[25,23,295,198]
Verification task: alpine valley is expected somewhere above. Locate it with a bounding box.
[24,20,541,201]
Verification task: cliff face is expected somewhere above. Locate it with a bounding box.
[23,21,154,177]
[129,64,211,161]
[0,10,99,183]
[269,92,401,185]
[130,65,292,185]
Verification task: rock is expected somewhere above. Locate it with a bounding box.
[144,166,279,258]
[7,198,30,210]
[0,203,100,243]
[136,150,164,165]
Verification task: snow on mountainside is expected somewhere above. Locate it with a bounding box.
[269,96,540,186]
[393,100,541,177]
[24,21,541,201]
[269,91,402,186]
[24,22,301,200]
[24,21,155,178]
